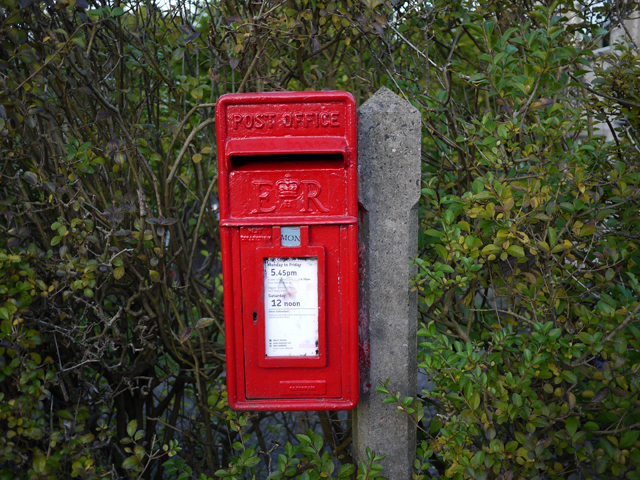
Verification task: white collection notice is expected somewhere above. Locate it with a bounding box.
[264,257,319,357]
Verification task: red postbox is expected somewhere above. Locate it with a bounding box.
[216,91,358,411]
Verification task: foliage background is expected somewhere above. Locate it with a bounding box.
[1,0,640,478]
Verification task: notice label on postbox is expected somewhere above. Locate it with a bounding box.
[264,257,318,357]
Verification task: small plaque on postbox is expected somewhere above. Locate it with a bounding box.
[217,91,359,411]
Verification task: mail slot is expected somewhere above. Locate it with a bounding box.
[216,91,358,411]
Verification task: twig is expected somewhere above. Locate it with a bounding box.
[186,175,218,281]
[603,302,640,344]
[591,422,640,435]
[237,46,264,93]
[166,118,216,186]
[569,74,640,110]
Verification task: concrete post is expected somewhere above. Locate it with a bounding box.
[353,87,421,478]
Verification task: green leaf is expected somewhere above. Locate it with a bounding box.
[208,391,219,406]
[191,87,204,100]
[506,245,524,257]
[463,382,473,400]
[465,235,475,248]
[501,27,519,45]
[172,48,185,62]
[429,419,442,435]
[561,371,577,384]
[620,430,640,448]
[114,152,126,165]
[127,420,137,437]
[439,264,454,273]
[111,6,125,15]
[560,202,574,212]
[435,244,448,260]
[338,464,356,478]
[33,456,46,473]
[512,393,522,407]
[51,235,62,246]
[481,244,501,255]
[580,225,596,237]
[114,266,125,280]
[472,450,485,467]
[549,328,562,341]
[566,417,579,437]
[122,456,139,469]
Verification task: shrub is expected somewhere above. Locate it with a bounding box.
[377,0,640,478]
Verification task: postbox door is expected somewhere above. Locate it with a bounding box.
[240,225,344,399]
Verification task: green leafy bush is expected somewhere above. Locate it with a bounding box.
[375,0,640,478]
[0,0,385,476]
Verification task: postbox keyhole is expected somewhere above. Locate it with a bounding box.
[252,310,257,324]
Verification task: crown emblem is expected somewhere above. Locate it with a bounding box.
[276,174,300,199]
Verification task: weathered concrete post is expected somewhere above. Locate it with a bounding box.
[353,87,421,478]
